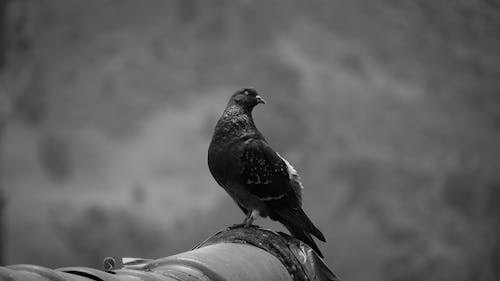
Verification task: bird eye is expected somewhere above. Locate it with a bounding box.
[243,90,249,95]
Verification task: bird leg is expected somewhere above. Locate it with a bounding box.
[227,210,260,229]
[242,209,259,227]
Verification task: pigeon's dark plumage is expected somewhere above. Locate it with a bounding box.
[208,88,326,257]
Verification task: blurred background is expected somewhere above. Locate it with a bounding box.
[1,0,500,280]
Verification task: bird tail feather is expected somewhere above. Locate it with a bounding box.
[286,223,324,258]
[273,207,326,257]
[277,207,325,241]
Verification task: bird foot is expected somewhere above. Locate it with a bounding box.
[227,223,246,230]
[227,223,258,230]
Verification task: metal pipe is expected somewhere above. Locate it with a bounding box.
[0,226,339,281]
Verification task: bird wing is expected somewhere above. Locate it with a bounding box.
[240,138,326,256]
[240,138,300,203]
[275,152,304,204]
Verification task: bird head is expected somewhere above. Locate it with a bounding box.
[228,88,266,111]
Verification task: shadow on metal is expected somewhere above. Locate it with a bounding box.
[0,226,340,281]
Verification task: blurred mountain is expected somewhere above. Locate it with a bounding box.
[1,1,500,281]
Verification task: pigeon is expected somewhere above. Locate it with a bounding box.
[208,88,326,257]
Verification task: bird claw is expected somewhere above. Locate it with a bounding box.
[227,223,246,229]
[227,223,258,230]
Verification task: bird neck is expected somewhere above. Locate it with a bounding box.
[213,105,258,139]
[221,104,256,125]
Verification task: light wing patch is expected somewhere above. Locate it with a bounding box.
[276,152,304,190]
[276,152,304,204]
[259,193,287,201]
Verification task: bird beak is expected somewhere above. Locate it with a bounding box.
[256,95,266,104]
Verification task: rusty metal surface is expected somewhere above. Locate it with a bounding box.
[0,246,290,281]
[152,243,292,281]
[196,226,340,281]
[6,265,88,281]
[113,269,169,281]
[0,264,180,281]
[0,226,339,281]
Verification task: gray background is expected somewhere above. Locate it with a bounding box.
[1,1,499,281]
